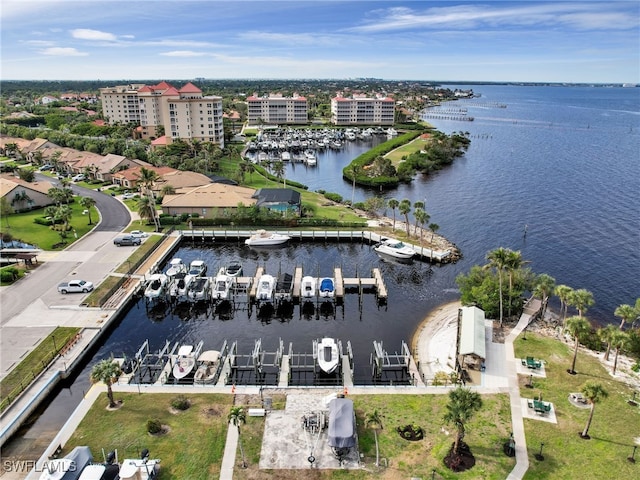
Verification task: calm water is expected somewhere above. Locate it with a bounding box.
[6,85,640,458]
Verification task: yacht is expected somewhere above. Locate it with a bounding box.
[374,238,416,260]
[245,229,290,247]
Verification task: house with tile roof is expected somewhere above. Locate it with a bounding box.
[0,175,55,212]
[161,183,256,218]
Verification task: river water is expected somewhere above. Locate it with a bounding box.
[4,85,639,460]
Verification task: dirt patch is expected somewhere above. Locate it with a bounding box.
[443,442,476,472]
[149,425,171,436]
[201,405,223,419]
[396,424,424,441]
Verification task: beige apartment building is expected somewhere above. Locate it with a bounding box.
[100,82,224,147]
[330,94,395,126]
[246,93,308,125]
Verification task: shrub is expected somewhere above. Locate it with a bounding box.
[323,192,343,203]
[146,418,162,434]
[171,395,190,411]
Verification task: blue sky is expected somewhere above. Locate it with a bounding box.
[1,1,638,83]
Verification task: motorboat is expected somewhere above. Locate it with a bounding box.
[39,446,93,480]
[187,259,207,277]
[318,277,335,298]
[165,258,187,278]
[194,350,221,384]
[188,276,211,302]
[374,238,416,260]
[245,229,290,247]
[117,454,160,480]
[304,149,317,165]
[169,273,194,299]
[301,275,316,298]
[256,274,276,301]
[172,345,198,380]
[316,337,340,374]
[225,260,243,277]
[144,274,168,301]
[212,268,233,300]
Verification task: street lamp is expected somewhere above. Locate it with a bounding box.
[535,442,545,461]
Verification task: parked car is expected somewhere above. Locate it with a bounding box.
[113,235,141,246]
[39,164,53,171]
[122,192,137,199]
[71,174,85,182]
[129,230,148,238]
[57,279,94,294]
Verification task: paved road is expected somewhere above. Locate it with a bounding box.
[0,180,132,377]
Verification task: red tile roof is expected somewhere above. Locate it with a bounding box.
[179,82,202,93]
[162,87,180,96]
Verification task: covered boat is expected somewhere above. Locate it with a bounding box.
[39,446,93,480]
[374,238,416,260]
[318,278,335,298]
[194,350,221,384]
[327,397,356,455]
[245,229,290,247]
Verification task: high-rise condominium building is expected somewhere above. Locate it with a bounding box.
[246,93,308,125]
[330,95,395,126]
[100,82,224,147]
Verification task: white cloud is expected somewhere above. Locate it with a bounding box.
[40,47,88,57]
[70,28,118,41]
[160,50,207,57]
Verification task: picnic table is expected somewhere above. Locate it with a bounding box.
[521,356,542,369]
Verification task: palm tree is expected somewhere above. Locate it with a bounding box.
[555,284,574,328]
[272,161,285,187]
[614,303,636,330]
[414,208,429,244]
[136,167,161,231]
[365,409,383,467]
[504,249,527,318]
[387,198,399,230]
[428,223,440,244]
[398,199,411,237]
[486,247,509,326]
[1,197,13,227]
[611,329,629,375]
[412,201,425,233]
[566,315,591,374]
[579,381,608,439]
[160,184,176,197]
[533,273,556,321]
[569,288,595,318]
[443,387,482,455]
[228,406,247,468]
[598,324,618,361]
[80,197,97,225]
[90,359,122,408]
[136,196,157,227]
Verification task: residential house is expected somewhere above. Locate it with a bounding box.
[0,175,55,212]
[161,183,256,218]
[251,188,301,216]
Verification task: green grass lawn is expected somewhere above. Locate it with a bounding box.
[514,332,640,480]
[1,200,97,250]
[384,136,431,165]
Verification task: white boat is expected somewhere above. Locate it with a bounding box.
[374,238,416,260]
[281,151,291,161]
[316,337,340,374]
[144,274,168,301]
[39,446,93,480]
[188,276,211,302]
[304,149,317,165]
[212,268,233,300]
[169,273,194,299]
[256,274,276,301]
[194,350,220,384]
[225,260,243,277]
[117,456,160,480]
[187,259,207,277]
[318,277,335,298]
[301,275,316,298]
[245,229,290,247]
[165,258,187,278]
[172,345,197,380]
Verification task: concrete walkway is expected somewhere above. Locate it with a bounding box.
[219,421,239,480]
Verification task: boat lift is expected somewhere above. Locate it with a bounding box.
[129,339,175,384]
[227,338,284,385]
[370,340,414,385]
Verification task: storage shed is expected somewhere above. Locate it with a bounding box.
[457,306,486,370]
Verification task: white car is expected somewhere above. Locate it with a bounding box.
[122,192,137,199]
[71,174,85,182]
[129,230,149,238]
